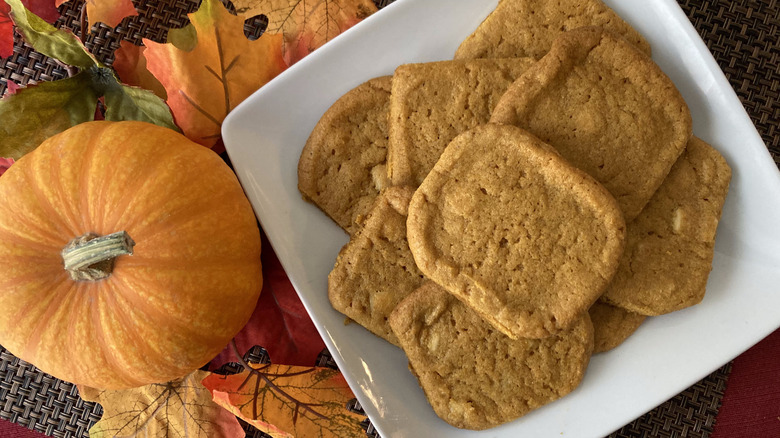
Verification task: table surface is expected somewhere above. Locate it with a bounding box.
[0,0,777,437]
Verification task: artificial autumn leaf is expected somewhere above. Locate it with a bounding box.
[143,0,286,149]
[103,81,176,125]
[0,65,176,159]
[203,363,366,437]
[112,40,167,99]
[6,0,95,68]
[232,0,377,65]
[3,79,19,95]
[1,1,176,158]
[0,71,99,159]
[211,234,326,370]
[1,0,59,59]
[80,369,245,438]
[0,157,13,176]
[1,2,14,58]
[57,0,137,28]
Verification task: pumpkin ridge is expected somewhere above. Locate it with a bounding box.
[78,126,102,233]
[113,157,232,239]
[0,258,64,291]
[109,272,233,346]
[102,144,187,233]
[0,187,66,249]
[21,153,79,238]
[89,281,149,388]
[22,279,75,362]
[0,224,64,255]
[118,254,257,270]
[49,140,89,235]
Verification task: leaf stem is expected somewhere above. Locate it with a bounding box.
[79,2,87,42]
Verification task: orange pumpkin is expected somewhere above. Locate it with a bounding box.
[0,121,263,389]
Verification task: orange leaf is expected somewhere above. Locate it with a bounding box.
[58,0,138,28]
[112,40,167,99]
[80,370,245,438]
[202,364,366,437]
[143,0,286,148]
[233,0,378,65]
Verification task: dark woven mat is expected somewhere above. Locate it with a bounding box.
[0,0,777,437]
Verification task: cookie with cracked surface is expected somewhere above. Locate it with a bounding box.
[600,137,731,315]
[491,27,691,221]
[328,186,425,345]
[387,57,535,187]
[388,281,594,430]
[298,76,392,235]
[454,0,651,60]
[589,301,646,353]
[406,124,625,339]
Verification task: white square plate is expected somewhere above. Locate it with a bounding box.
[222,0,780,436]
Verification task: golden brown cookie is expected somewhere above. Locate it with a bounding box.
[387,57,536,187]
[328,186,425,345]
[491,27,691,221]
[406,124,625,339]
[589,301,646,353]
[388,282,594,430]
[298,76,392,235]
[454,0,651,60]
[600,137,732,315]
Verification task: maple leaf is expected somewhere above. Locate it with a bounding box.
[112,40,167,99]
[1,0,59,59]
[56,0,137,28]
[203,362,366,438]
[210,233,325,369]
[79,370,245,438]
[0,157,13,176]
[143,0,287,149]
[232,0,378,65]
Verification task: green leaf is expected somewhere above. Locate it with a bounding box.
[104,83,178,131]
[5,0,96,68]
[167,23,197,52]
[0,71,98,159]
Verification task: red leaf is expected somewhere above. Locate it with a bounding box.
[0,157,14,177]
[4,80,20,95]
[1,0,59,59]
[210,231,325,368]
[21,0,59,23]
[0,2,14,59]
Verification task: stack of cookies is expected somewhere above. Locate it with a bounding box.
[297,0,732,430]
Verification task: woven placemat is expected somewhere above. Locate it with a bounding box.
[0,0,777,437]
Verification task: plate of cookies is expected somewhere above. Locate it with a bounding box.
[222,0,780,436]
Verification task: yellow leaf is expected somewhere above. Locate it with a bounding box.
[83,369,245,438]
[57,0,138,28]
[202,363,366,437]
[143,0,287,148]
[233,0,377,65]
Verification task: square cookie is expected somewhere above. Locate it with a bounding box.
[298,76,392,235]
[455,0,651,60]
[389,281,594,430]
[387,57,535,187]
[328,186,425,345]
[406,124,625,339]
[600,137,732,315]
[491,27,691,221]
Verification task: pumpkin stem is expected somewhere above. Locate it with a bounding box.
[62,231,135,281]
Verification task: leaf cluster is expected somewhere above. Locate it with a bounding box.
[0,0,176,160]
